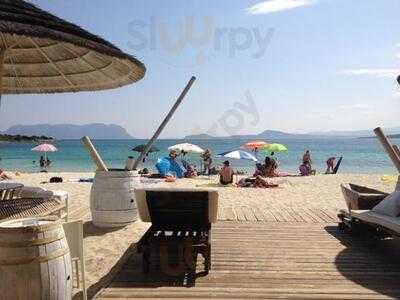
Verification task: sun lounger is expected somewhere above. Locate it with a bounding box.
[338,209,400,238]
[135,188,218,275]
[338,183,400,237]
[340,183,389,210]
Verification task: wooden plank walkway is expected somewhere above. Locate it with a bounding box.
[97,222,400,299]
[67,200,338,224]
[217,206,338,223]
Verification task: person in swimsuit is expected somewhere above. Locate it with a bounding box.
[325,157,336,174]
[201,149,212,175]
[219,161,234,185]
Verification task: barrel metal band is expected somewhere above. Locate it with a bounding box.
[0,248,69,266]
[0,234,64,248]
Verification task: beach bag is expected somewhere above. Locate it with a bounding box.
[49,177,63,183]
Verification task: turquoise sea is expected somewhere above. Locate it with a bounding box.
[0,138,398,174]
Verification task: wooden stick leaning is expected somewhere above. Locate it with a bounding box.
[393,145,400,160]
[373,127,400,173]
[132,76,196,170]
[81,136,108,171]
[0,48,6,109]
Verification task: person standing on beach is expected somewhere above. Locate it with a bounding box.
[302,150,315,175]
[40,156,45,168]
[325,157,336,174]
[302,150,312,165]
[201,149,212,175]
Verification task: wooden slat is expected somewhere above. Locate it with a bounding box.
[97,221,400,299]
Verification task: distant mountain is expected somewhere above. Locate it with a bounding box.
[308,127,400,137]
[4,123,133,140]
[184,133,216,139]
[185,130,317,140]
[360,134,400,139]
[185,127,400,140]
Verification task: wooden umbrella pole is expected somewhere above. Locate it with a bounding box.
[132,76,196,170]
[0,48,6,109]
[394,145,400,160]
[374,127,400,173]
[81,136,108,171]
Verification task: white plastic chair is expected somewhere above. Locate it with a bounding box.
[63,220,87,300]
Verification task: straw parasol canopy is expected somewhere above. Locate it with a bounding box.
[0,0,145,96]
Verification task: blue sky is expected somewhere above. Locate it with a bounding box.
[1,0,399,138]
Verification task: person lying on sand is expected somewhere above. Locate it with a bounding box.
[0,169,12,180]
[219,161,234,185]
[253,175,278,188]
[237,176,278,188]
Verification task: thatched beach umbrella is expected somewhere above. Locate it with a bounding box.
[0,0,145,106]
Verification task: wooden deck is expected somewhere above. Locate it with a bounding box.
[97,221,400,299]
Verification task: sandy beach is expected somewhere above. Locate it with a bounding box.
[7,171,398,298]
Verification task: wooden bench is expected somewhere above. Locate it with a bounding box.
[135,188,218,275]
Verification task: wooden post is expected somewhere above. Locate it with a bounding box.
[132,76,196,170]
[81,136,108,171]
[394,145,400,160]
[0,48,6,109]
[374,127,400,173]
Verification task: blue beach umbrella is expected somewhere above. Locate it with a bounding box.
[216,150,258,162]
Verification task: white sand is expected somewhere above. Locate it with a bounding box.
[5,171,398,298]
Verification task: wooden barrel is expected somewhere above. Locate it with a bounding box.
[90,169,141,228]
[0,217,72,300]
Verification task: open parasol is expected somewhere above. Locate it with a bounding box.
[242,140,269,151]
[217,150,258,162]
[260,143,288,154]
[31,143,57,166]
[168,143,204,154]
[132,144,159,153]
[0,0,146,107]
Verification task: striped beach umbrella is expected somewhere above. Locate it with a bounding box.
[217,150,258,162]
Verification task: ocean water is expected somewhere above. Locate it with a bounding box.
[0,138,398,174]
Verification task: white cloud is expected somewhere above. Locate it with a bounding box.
[247,0,315,14]
[341,69,399,78]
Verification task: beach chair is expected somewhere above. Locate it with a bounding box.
[0,182,23,201]
[63,220,87,300]
[338,183,400,238]
[19,187,69,221]
[135,188,218,275]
